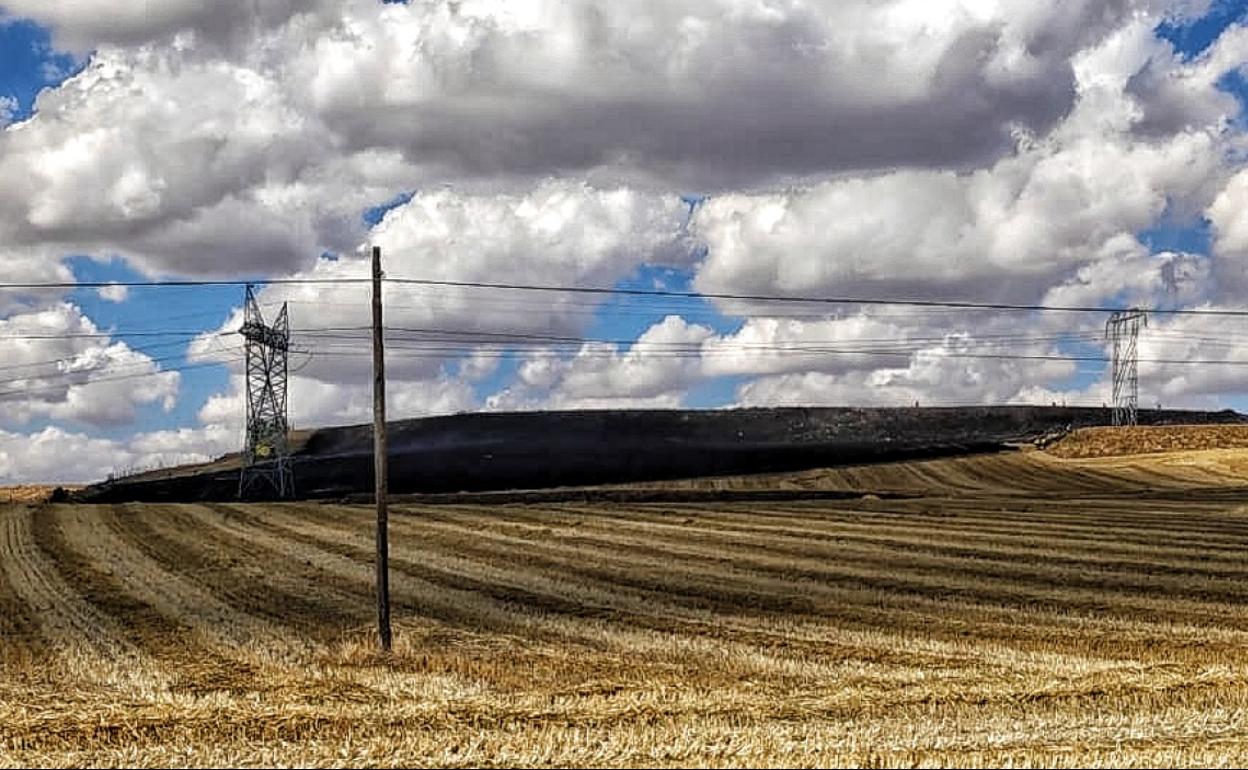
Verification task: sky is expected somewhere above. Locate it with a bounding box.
[0,0,1246,483]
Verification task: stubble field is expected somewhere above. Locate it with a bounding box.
[4,445,1248,767]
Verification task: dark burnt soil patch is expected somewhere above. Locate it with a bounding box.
[74,406,1246,504]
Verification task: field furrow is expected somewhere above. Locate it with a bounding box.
[0,507,43,649]
[261,503,1248,666]
[385,504,1248,632]
[7,447,1248,766]
[3,507,132,658]
[126,504,370,636]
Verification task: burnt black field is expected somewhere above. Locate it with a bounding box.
[74,405,1248,503]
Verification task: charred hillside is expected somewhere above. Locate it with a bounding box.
[74,406,1248,503]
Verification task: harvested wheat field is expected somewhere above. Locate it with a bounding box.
[5,448,1248,767]
[1047,425,1248,459]
[0,487,70,505]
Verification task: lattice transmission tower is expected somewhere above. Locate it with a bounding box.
[238,285,295,500]
[1105,309,1147,427]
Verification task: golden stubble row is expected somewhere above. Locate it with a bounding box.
[4,449,1248,767]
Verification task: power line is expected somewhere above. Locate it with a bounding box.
[359,325,1248,363]
[0,324,371,343]
[0,327,364,378]
[0,326,370,400]
[289,295,1003,322]
[380,326,1103,346]
[2,273,1248,317]
[0,356,242,402]
[0,278,371,290]
[307,345,1248,368]
[384,277,1248,318]
[0,338,226,378]
[0,347,243,389]
[4,283,1248,411]
[2,321,1243,403]
[0,329,221,341]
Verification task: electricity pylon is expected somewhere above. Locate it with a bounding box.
[238,285,295,499]
[1105,309,1147,427]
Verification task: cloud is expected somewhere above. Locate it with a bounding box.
[480,308,1092,411]
[189,180,696,384]
[1210,168,1248,264]
[166,8,1244,421]
[0,46,361,277]
[488,315,716,410]
[0,0,341,52]
[0,426,132,483]
[0,0,1207,286]
[96,282,127,303]
[298,0,1176,190]
[0,304,180,427]
[690,18,1238,308]
[183,180,697,428]
[0,95,16,127]
[0,362,477,483]
[1135,308,1248,402]
[733,336,1084,409]
[197,367,476,435]
[0,422,238,484]
[0,246,75,315]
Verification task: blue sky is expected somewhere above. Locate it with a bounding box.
[0,2,1246,442]
[0,18,78,122]
[1157,0,1248,58]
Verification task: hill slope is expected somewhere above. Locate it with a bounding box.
[77,405,1247,503]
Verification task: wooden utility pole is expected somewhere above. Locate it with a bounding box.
[372,245,392,651]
